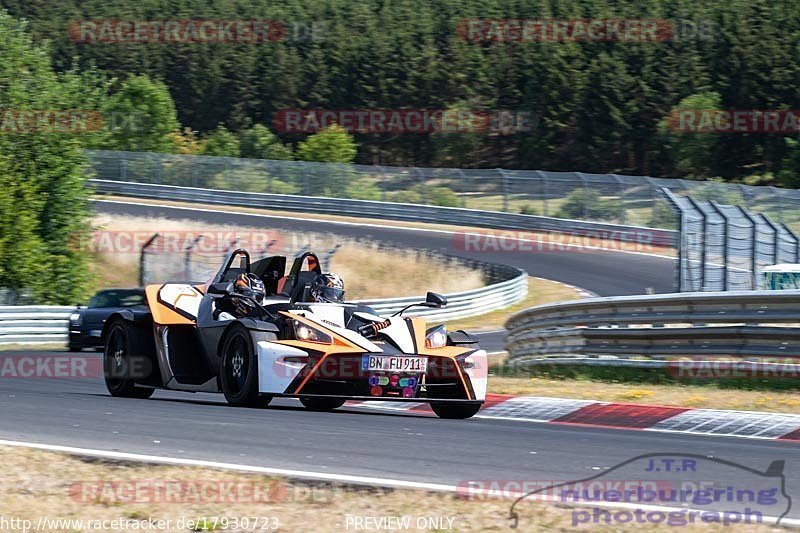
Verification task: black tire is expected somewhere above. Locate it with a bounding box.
[104,319,155,399]
[219,324,271,408]
[300,397,346,411]
[430,402,482,420]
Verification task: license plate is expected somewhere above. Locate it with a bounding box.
[362,355,428,373]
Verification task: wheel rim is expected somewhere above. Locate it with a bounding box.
[105,327,126,389]
[226,335,249,394]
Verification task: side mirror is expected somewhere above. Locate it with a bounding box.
[425,292,447,308]
[208,282,233,297]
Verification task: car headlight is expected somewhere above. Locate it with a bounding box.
[425,325,448,349]
[292,320,333,345]
[69,312,82,324]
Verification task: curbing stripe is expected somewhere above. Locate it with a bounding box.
[350,395,800,442]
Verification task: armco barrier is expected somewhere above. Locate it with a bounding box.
[0,306,73,345]
[505,290,800,365]
[0,268,526,346]
[90,179,677,247]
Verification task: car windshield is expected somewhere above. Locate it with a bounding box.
[88,290,144,308]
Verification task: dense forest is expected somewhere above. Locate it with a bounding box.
[3,0,799,185]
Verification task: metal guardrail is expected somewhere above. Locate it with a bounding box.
[0,306,73,345]
[0,268,526,346]
[357,264,527,322]
[90,179,677,247]
[505,291,800,365]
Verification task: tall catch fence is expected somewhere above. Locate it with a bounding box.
[86,150,800,233]
[662,189,800,292]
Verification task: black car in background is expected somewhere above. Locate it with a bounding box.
[69,288,146,351]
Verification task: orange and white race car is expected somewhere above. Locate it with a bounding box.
[101,249,487,419]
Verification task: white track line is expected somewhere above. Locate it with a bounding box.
[94,199,677,262]
[1,438,796,527]
[0,439,454,492]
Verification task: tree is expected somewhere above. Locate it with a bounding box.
[239,124,293,160]
[659,92,723,178]
[104,74,179,152]
[202,124,240,157]
[296,124,357,163]
[0,10,99,304]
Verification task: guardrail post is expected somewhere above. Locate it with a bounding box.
[139,233,160,286]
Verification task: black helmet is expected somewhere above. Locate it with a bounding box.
[309,273,345,303]
[234,272,266,302]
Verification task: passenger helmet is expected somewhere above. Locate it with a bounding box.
[309,273,345,303]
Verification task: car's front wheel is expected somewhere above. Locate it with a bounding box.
[300,397,346,411]
[219,324,271,408]
[104,320,154,399]
[430,402,482,419]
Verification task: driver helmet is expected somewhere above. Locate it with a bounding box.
[234,272,266,304]
[309,273,345,303]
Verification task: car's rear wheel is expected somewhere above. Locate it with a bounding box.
[430,402,482,419]
[104,320,154,399]
[299,397,346,411]
[220,325,271,408]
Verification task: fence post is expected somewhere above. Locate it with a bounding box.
[457,169,467,207]
[184,235,204,282]
[139,233,160,286]
[760,214,780,271]
[375,165,386,202]
[737,206,759,290]
[661,188,684,292]
[497,169,509,212]
[535,170,548,216]
[783,223,800,263]
[577,172,588,220]
[610,174,626,223]
[685,196,706,291]
[708,201,729,291]
[120,158,127,181]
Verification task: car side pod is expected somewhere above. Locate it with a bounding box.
[256,341,309,395]
[463,349,488,402]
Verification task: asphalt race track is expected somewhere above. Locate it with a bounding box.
[1,200,797,524]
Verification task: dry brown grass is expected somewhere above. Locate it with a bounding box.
[87,215,483,299]
[446,277,584,331]
[0,446,782,532]
[488,376,800,414]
